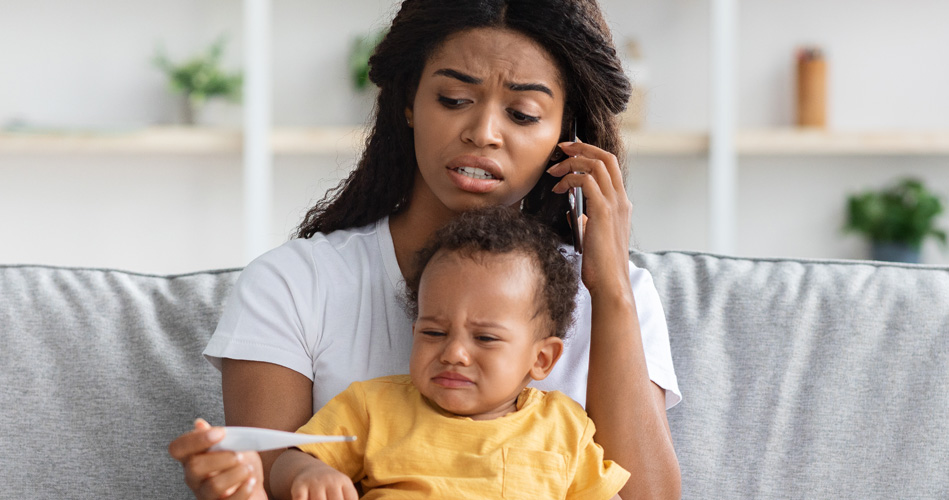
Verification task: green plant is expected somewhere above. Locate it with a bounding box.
[348,30,386,91]
[153,37,243,122]
[844,177,948,249]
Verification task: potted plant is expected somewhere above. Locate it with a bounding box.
[348,30,386,92]
[153,37,243,125]
[844,177,947,263]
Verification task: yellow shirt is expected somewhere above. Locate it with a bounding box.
[296,375,630,499]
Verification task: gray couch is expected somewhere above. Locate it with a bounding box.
[2,251,947,499]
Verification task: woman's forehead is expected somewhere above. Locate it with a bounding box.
[424,27,564,94]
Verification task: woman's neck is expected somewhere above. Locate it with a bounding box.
[389,203,457,281]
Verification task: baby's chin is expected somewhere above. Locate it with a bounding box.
[435,397,519,421]
[420,392,484,418]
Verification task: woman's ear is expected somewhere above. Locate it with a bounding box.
[529,337,564,381]
[404,107,414,128]
[548,145,566,162]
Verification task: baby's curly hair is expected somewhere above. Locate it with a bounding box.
[405,207,579,339]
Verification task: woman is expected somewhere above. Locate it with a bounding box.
[169,1,681,499]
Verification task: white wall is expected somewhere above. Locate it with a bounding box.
[611,0,949,265]
[2,0,948,274]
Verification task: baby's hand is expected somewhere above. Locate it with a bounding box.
[289,458,358,500]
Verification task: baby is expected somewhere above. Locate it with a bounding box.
[270,206,629,500]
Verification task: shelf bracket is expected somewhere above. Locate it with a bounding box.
[709,0,739,255]
[243,0,274,263]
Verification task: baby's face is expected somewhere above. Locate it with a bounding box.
[410,250,557,421]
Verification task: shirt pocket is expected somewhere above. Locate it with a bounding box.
[502,447,567,499]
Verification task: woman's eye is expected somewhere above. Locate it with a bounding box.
[508,109,540,125]
[421,330,446,337]
[437,95,467,108]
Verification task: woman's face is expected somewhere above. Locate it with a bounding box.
[405,27,566,217]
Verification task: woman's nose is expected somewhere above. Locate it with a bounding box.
[461,108,503,149]
[440,338,471,365]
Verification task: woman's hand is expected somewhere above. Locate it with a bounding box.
[547,141,634,295]
[271,449,359,500]
[168,418,267,499]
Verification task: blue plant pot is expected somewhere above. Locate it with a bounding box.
[871,242,921,263]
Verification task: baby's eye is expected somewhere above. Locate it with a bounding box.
[476,335,499,342]
[421,330,446,337]
[437,95,468,108]
[508,109,540,125]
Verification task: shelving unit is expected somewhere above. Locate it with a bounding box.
[4,1,946,261]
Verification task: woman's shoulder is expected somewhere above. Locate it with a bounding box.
[568,255,659,306]
[246,219,388,277]
[560,245,657,286]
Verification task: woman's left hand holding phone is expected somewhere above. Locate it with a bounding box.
[168,418,267,500]
[547,140,634,295]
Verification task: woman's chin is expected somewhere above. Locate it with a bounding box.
[440,195,522,215]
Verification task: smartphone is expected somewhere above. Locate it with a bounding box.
[567,119,583,254]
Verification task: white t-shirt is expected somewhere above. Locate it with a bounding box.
[204,217,681,411]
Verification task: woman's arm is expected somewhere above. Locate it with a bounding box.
[222,359,315,498]
[587,289,680,500]
[550,141,681,500]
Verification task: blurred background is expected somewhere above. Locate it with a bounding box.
[2,0,948,274]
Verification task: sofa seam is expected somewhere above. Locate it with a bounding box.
[0,263,243,279]
[631,249,949,271]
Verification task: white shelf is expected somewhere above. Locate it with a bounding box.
[625,130,709,155]
[0,127,242,154]
[0,127,366,155]
[4,127,949,156]
[738,129,949,155]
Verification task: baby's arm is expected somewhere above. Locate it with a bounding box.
[566,414,632,500]
[270,448,358,500]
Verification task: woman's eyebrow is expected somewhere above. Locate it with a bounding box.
[433,68,554,98]
[508,82,553,97]
[434,68,481,84]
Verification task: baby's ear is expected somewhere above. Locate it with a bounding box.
[529,337,564,381]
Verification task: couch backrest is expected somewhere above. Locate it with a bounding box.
[0,265,238,499]
[3,253,948,499]
[631,251,949,499]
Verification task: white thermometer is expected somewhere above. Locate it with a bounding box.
[209,426,356,452]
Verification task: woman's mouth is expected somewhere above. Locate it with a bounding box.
[446,156,503,193]
[455,166,496,180]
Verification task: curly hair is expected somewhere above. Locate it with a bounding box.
[404,206,579,339]
[295,0,631,243]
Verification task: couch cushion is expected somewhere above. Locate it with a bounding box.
[4,252,949,499]
[632,251,949,499]
[0,265,238,499]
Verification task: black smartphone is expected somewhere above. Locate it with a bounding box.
[567,119,583,254]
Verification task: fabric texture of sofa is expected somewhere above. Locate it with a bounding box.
[1,251,947,499]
